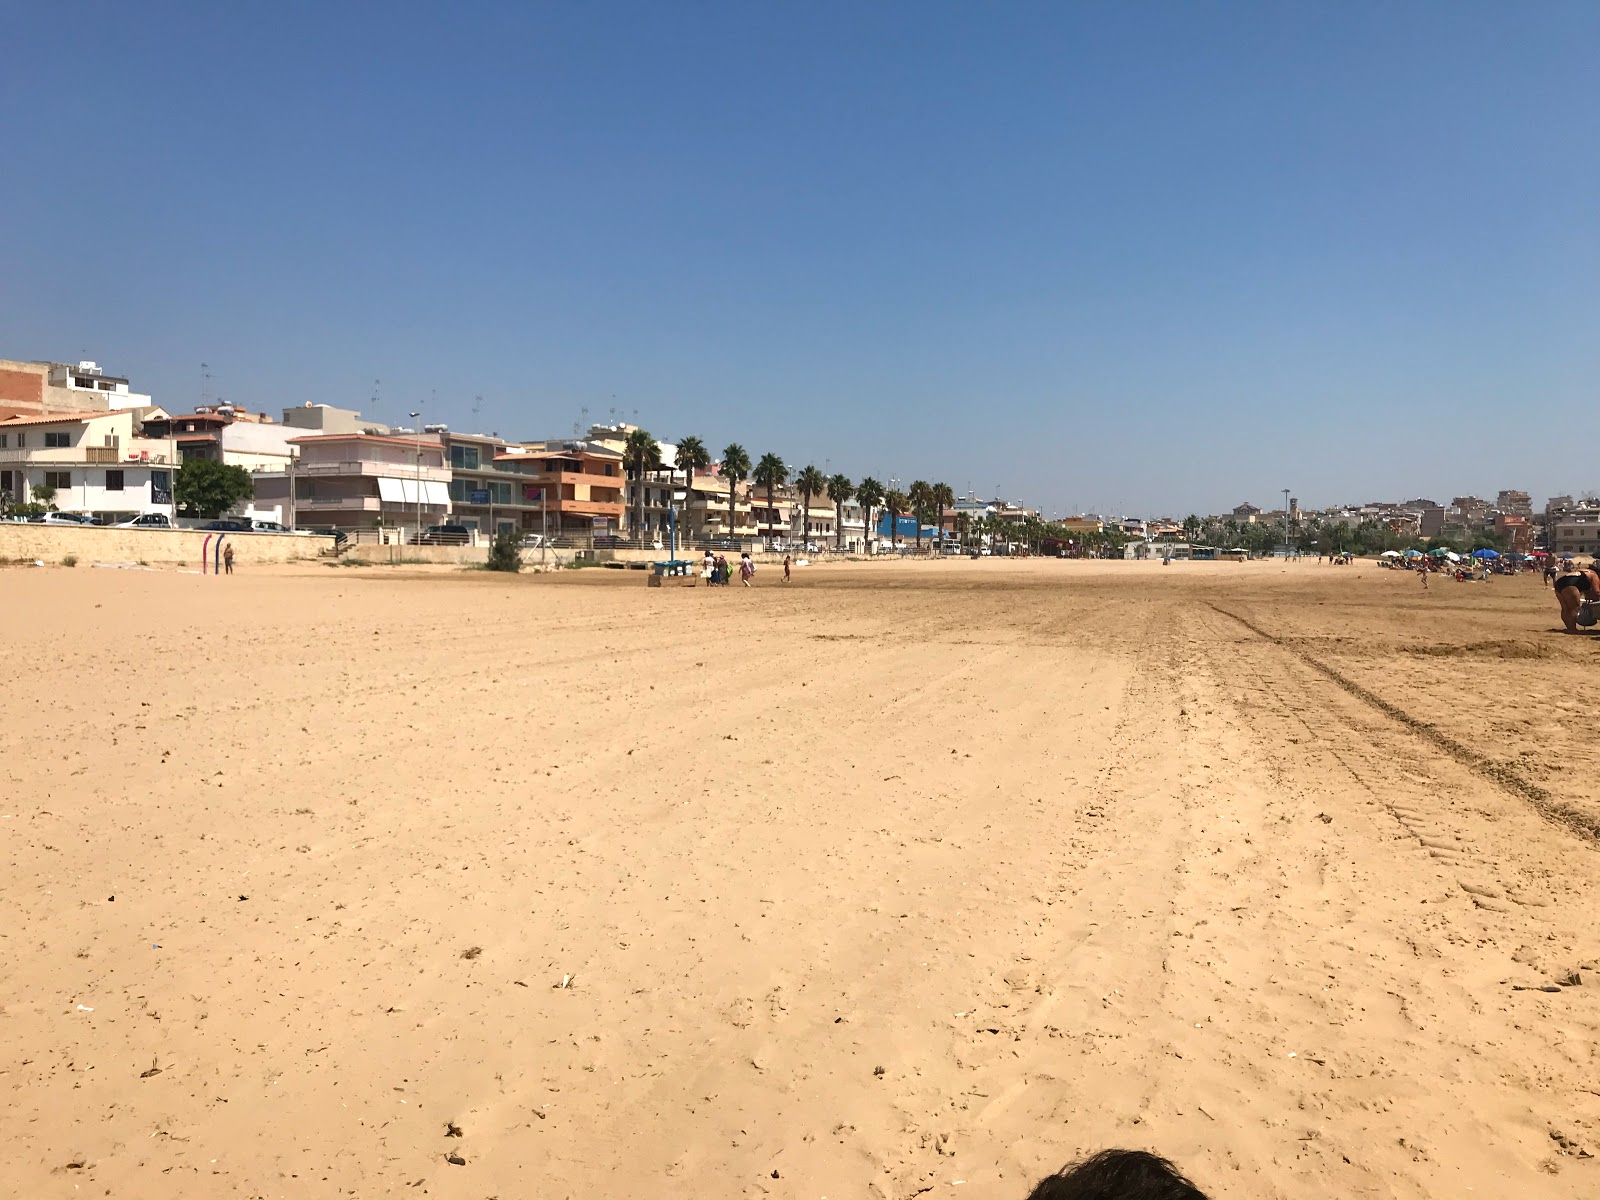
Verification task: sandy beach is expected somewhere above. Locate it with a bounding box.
[2,556,1597,1199]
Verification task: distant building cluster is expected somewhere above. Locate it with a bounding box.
[0,354,1058,553]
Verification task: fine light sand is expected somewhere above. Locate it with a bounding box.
[3,557,1598,1199]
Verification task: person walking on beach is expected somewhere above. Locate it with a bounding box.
[739,552,755,587]
[704,548,715,581]
[1419,559,1428,591]
[223,542,235,576]
[782,554,791,583]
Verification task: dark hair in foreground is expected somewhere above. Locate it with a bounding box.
[1025,1150,1210,1200]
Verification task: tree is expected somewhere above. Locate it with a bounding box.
[883,488,908,550]
[30,483,58,512]
[908,481,932,554]
[675,435,711,538]
[622,428,661,539]
[795,464,826,549]
[955,510,971,549]
[932,483,955,548]
[175,458,253,518]
[1182,514,1201,543]
[486,527,523,572]
[856,476,885,554]
[720,443,750,543]
[826,473,854,551]
[753,452,788,547]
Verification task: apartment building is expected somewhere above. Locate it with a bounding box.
[141,405,297,472]
[0,358,151,420]
[682,473,754,542]
[251,432,450,534]
[506,440,625,539]
[0,406,177,522]
[439,430,545,539]
[1551,507,1600,557]
[1496,489,1532,518]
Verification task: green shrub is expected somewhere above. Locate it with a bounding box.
[486,529,522,573]
[62,555,78,568]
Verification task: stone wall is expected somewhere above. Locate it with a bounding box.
[0,524,332,566]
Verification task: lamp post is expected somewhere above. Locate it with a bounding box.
[1282,487,1291,553]
[411,411,422,546]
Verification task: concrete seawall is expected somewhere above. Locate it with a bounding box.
[0,524,332,566]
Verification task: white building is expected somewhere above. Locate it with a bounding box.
[0,407,178,522]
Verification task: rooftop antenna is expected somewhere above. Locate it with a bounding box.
[472,393,482,427]
[200,362,213,407]
[578,404,590,437]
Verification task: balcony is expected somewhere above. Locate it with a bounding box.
[295,460,451,481]
[296,496,380,511]
[0,446,170,465]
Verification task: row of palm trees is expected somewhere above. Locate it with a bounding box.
[620,427,974,552]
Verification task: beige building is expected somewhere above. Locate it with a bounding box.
[252,432,450,535]
[1551,508,1600,558]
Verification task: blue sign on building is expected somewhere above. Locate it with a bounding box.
[469,489,491,505]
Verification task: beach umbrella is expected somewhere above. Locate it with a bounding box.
[1470,548,1500,559]
[1444,551,1462,562]
[1403,549,1424,558]
[1427,547,1450,557]
[1380,550,1402,557]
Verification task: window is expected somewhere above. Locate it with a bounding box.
[448,479,468,502]
[491,481,513,504]
[105,470,125,491]
[15,433,24,447]
[45,471,72,488]
[151,470,170,503]
[449,445,480,471]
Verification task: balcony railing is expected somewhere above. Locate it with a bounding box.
[0,446,170,465]
[295,460,451,479]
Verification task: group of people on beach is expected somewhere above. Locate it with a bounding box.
[701,549,756,587]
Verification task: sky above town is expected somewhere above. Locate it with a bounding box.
[4,2,1597,515]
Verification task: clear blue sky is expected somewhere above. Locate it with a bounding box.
[5,2,1596,515]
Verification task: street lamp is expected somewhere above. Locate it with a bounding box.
[1282,487,1291,553]
[411,411,422,546]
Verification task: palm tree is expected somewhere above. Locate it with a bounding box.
[907,481,931,554]
[720,443,750,543]
[932,482,955,549]
[883,488,908,551]
[676,435,711,538]
[856,476,884,554]
[955,510,971,550]
[795,464,826,549]
[826,473,854,551]
[753,452,787,548]
[622,428,661,540]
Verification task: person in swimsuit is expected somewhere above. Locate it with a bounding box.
[1554,564,1600,633]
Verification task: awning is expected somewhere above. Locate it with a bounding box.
[377,478,449,504]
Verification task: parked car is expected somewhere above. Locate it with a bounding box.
[116,513,173,529]
[203,519,250,532]
[246,519,288,533]
[28,511,96,525]
[519,533,545,548]
[419,524,473,545]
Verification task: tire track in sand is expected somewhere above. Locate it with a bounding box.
[1206,602,1600,844]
